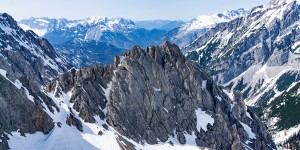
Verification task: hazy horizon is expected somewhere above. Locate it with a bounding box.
[1,0,270,21]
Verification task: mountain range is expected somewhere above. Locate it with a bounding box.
[19,17,166,48]
[18,9,247,67]
[184,0,300,148]
[1,0,300,149]
[0,12,276,150]
[134,20,185,31]
[19,9,247,49]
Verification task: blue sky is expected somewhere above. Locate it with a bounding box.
[1,0,270,21]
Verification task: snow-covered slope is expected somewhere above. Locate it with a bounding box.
[164,8,248,48]
[184,0,300,147]
[181,8,247,32]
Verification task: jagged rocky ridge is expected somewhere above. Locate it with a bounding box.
[46,42,276,149]
[0,13,70,149]
[184,0,300,145]
[0,12,276,150]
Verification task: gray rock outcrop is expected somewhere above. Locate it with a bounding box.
[49,41,276,149]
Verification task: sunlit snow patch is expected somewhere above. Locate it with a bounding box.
[195,108,214,131]
[201,80,207,89]
[240,121,256,140]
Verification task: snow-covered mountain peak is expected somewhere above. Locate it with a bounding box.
[216,8,248,20]
[104,17,137,30]
[180,8,248,32]
[85,16,107,24]
[1,13,18,27]
[246,0,299,28]
[162,8,249,48]
[269,0,299,5]
[19,16,138,37]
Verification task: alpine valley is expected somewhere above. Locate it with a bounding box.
[0,0,299,150]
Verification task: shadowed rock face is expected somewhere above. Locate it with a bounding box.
[0,75,54,149]
[48,41,276,150]
[47,65,114,122]
[0,13,70,149]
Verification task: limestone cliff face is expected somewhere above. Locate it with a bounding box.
[48,42,276,150]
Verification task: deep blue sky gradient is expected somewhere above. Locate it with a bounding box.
[0,0,270,21]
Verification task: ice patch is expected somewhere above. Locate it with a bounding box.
[201,80,207,89]
[0,69,7,77]
[195,108,214,131]
[246,112,252,119]
[222,89,234,100]
[164,108,169,113]
[240,122,256,139]
[216,95,222,101]
[153,87,161,91]
[103,82,112,101]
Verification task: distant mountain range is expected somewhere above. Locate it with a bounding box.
[19,16,166,48]
[135,20,185,31]
[18,9,247,67]
[55,38,127,67]
[19,9,247,49]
